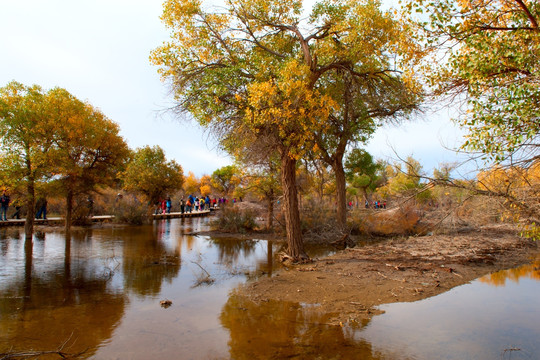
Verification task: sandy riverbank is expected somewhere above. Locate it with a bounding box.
[237,224,539,325]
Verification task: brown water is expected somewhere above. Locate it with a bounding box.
[1,218,538,359]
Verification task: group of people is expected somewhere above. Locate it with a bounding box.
[0,190,47,221]
[365,200,387,209]
[155,195,229,215]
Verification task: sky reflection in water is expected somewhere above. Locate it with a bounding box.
[0,218,538,359]
[360,257,540,360]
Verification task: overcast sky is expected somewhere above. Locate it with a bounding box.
[0,0,469,178]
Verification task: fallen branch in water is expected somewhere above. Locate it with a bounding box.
[190,260,215,287]
[1,333,87,360]
[501,347,521,359]
[190,260,211,277]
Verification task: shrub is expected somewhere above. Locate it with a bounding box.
[212,206,258,233]
[113,196,152,225]
[348,205,423,236]
[300,205,343,243]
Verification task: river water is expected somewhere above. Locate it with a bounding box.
[0,217,538,359]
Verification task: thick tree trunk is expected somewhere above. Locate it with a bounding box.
[280,152,308,261]
[362,188,369,204]
[24,177,35,240]
[266,189,274,231]
[333,158,347,228]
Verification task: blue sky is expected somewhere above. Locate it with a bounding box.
[0,0,469,178]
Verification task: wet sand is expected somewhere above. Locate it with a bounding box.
[239,224,539,325]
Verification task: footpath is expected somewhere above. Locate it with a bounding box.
[0,209,214,227]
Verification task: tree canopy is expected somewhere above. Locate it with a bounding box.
[151,0,422,259]
[406,0,540,166]
[45,87,130,230]
[0,82,54,236]
[121,145,184,204]
[0,81,129,234]
[212,165,240,196]
[344,149,383,202]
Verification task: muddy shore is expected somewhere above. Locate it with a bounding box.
[236,225,539,325]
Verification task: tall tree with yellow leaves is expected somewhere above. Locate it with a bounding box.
[309,0,422,227]
[404,0,540,237]
[122,145,184,206]
[46,88,130,232]
[152,0,420,259]
[0,82,55,238]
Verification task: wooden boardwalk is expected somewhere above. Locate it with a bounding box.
[153,209,212,220]
[0,210,214,227]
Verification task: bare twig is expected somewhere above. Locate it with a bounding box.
[190,260,211,278]
[0,333,87,360]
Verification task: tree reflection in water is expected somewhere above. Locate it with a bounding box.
[220,293,386,360]
[479,254,540,286]
[0,230,126,357]
[121,222,181,296]
[208,237,275,277]
[0,224,184,357]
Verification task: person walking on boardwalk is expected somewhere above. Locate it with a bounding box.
[166,197,172,214]
[188,194,195,213]
[199,197,204,211]
[87,196,94,217]
[180,198,185,214]
[159,199,166,214]
[1,191,10,221]
[35,196,47,219]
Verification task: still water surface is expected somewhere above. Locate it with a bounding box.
[1,217,538,359]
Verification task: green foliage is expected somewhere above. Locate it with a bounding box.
[211,165,240,196]
[345,149,382,199]
[243,165,281,202]
[0,82,54,194]
[405,0,540,165]
[376,156,430,202]
[121,145,184,204]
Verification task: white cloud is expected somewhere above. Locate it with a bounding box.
[1,0,468,179]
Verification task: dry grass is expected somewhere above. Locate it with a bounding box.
[212,206,259,233]
[348,205,423,237]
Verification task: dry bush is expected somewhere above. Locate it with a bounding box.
[44,196,63,217]
[212,206,258,233]
[113,195,152,225]
[348,205,424,237]
[300,205,343,243]
[91,188,120,215]
[477,163,540,239]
